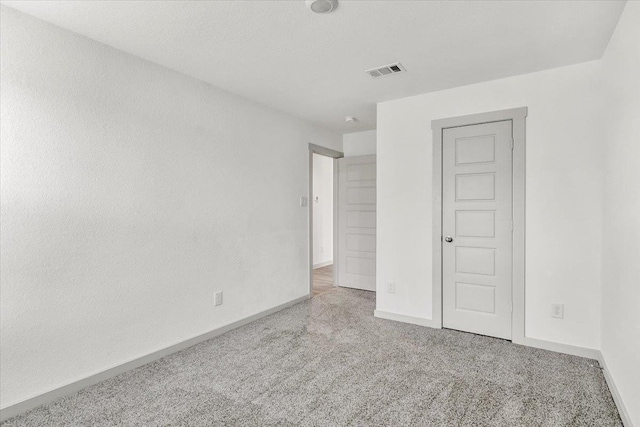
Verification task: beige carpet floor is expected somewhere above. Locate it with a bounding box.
[2,288,622,426]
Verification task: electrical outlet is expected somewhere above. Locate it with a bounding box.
[214,291,223,307]
[551,303,564,319]
[387,282,396,294]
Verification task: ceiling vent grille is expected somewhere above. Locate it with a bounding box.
[365,62,406,79]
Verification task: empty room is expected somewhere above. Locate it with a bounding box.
[1,1,638,426]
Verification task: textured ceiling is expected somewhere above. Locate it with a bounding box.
[1,1,626,133]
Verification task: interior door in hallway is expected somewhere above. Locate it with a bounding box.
[337,155,376,291]
[442,120,513,339]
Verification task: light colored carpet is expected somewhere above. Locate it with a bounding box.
[312,264,334,297]
[2,289,621,426]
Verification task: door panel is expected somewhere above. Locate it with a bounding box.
[347,187,376,204]
[456,173,496,201]
[338,155,376,291]
[346,234,376,252]
[442,120,512,339]
[456,211,495,237]
[346,211,376,228]
[455,282,496,313]
[456,246,496,276]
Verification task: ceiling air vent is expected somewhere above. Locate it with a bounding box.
[365,62,406,79]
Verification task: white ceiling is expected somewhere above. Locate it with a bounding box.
[2,0,626,134]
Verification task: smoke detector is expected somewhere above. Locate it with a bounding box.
[344,116,357,123]
[365,62,406,79]
[306,0,338,14]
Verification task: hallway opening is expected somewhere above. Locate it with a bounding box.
[311,152,335,297]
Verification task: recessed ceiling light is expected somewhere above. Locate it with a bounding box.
[344,116,357,123]
[306,0,338,14]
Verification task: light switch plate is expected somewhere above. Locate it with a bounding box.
[300,196,308,207]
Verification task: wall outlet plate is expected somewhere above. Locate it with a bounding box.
[214,291,223,306]
[387,282,396,294]
[551,303,564,319]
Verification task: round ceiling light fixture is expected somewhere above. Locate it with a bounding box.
[306,0,338,14]
[344,116,357,123]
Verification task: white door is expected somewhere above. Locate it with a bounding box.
[442,120,512,339]
[337,155,376,291]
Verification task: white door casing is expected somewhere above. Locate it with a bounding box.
[338,155,376,291]
[442,120,513,339]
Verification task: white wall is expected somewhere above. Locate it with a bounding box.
[377,60,604,349]
[0,7,341,409]
[312,153,333,267]
[343,130,376,157]
[600,2,640,425]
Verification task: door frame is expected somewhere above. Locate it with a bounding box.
[308,143,344,298]
[431,107,527,344]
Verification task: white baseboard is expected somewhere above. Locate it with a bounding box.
[0,294,310,422]
[374,309,441,328]
[375,310,601,360]
[597,351,634,427]
[516,336,600,360]
[313,260,333,269]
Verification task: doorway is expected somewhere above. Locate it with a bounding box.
[431,107,527,342]
[308,144,343,298]
[312,152,335,297]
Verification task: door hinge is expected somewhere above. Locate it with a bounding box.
[511,220,514,231]
[510,301,513,313]
[511,138,514,150]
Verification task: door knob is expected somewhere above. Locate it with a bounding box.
[445,236,453,243]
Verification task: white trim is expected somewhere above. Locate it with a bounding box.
[597,351,634,427]
[517,337,599,360]
[431,107,527,341]
[431,122,444,329]
[431,107,528,130]
[0,295,309,422]
[313,260,333,269]
[374,310,441,328]
[375,310,600,359]
[511,112,526,345]
[308,143,343,159]
[333,158,339,287]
